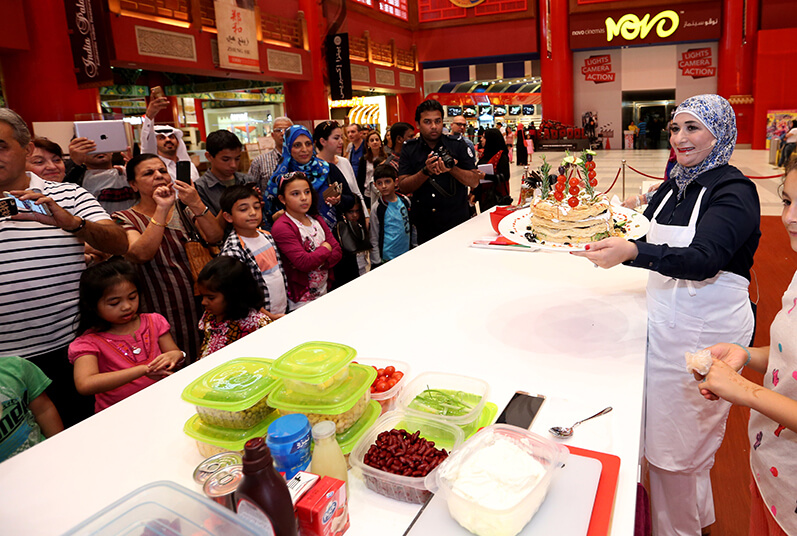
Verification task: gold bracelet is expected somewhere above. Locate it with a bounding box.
[150,217,167,228]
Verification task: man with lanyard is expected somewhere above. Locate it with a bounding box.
[449,115,477,165]
[398,100,480,244]
[346,123,365,177]
[249,116,292,192]
[384,122,415,172]
[140,95,200,183]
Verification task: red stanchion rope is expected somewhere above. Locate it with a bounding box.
[626,164,784,181]
[599,167,623,196]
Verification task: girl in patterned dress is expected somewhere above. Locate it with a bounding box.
[68,258,185,413]
[196,256,271,359]
[697,159,797,536]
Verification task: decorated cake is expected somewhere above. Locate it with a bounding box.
[528,151,615,245]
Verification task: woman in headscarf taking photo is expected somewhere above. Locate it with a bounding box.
[264,125,355,228]
[573,94,761,535]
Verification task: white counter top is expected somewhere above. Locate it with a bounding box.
[0,212,649,535]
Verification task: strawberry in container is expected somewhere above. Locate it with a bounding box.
[360,358,410,415]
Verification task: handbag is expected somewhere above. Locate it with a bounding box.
[176,201,218,295]
[335,220,369,254]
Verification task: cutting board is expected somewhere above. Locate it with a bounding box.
[404,453,602,536]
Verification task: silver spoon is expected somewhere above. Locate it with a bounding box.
[549,406,613,438]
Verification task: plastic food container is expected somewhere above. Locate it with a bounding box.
[269,363,376,434]
[270,341,357,395]
[62,480,260,536]
[184,411,279,457]
[350,410,464,504]
[181,358,280,429]
[336,399,380,458]
[398,372,490,438]
[425,424,568,536]
[360,358,411,414]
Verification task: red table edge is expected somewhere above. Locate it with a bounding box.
[566,445,621,536]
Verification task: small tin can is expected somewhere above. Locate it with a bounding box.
[203,464,244,511]
[193,452,243,484]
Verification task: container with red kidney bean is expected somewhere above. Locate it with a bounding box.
[350,411,464,503]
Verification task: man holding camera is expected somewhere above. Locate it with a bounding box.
[398,100,480,244]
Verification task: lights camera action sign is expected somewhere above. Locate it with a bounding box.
[215,1,260,73]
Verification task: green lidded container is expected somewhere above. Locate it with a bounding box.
[268,363,377,435]
[337,399,380,455]
[184,411,280,457]
[269,341,357,394]
[181,358,281,429]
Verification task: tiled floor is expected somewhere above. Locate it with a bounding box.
[506,148,785,216]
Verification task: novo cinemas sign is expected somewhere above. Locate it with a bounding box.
[64,0,112,87]
[570,2,721,50]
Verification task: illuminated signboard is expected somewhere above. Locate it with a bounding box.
[493,105,507,117]
[478,105,493,116]
[447,106,462,117]
[570,2,721,50]
[508,105,522,115]
[605,10,679,42]
[448,0,487,7]
[522,105,535,115]
[463,106,477,118]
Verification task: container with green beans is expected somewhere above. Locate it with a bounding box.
[398,372,490,438]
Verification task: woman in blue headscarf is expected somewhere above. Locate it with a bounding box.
[264,125,354,228]
[574,94,761,535]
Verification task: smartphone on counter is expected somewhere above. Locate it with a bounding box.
[495,391,546,430]
[2,192,51,217]
[176,161,192,184]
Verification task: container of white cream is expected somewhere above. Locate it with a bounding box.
[425,424,568,536]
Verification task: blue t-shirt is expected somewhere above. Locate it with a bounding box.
[382,199,410,261]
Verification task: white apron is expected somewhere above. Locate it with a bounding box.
[644,188,754,472]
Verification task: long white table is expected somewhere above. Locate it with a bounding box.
[0,212,650,535]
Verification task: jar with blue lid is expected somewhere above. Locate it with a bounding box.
[266,413,311,479]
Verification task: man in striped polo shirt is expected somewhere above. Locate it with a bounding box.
[0,108,128,427]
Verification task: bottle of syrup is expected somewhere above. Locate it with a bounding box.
[234,437,297,536]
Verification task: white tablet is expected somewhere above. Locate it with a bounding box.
[73,120,129,154]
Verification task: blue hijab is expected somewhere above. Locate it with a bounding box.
[669,94,736,199]
[266,125,335,227]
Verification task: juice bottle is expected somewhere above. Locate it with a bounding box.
[310,420,348,492]
[235,437,297,536]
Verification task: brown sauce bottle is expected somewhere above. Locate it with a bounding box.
[234,437,298,536]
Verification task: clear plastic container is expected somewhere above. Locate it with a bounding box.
[425,424,569,536]
[184,411,279,457]
[270,341,357,394]
[350,410,465,504]
[63,480,260,535]
[181,358,280,429]
[360,358,411,414]
[398,372,490,438]
[336,399,380,456]
[268,363,376,434]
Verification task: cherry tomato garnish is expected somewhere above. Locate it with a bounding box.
[557,174,566,183]
[589,161,596,170]
[384,366,395,376]
[588,170,596,179]
[553,191,565,201]
[568,177,579,187]
[554,182,566,192]
[375,380,388,392]
[589,178,598,187]
[568,196,580,207]
[377,368,385,377]
[569,185,580,196]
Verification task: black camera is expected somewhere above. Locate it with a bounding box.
[432,144,456,169]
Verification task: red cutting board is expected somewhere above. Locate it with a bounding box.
[566,446,621,536]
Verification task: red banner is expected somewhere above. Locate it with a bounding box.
[581,55,616,83]
[679,47,716,78]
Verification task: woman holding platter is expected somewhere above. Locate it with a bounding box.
[573,94,760,536]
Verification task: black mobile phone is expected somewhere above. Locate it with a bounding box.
[495,391,546,429]
[0,196,19,219]
[176,160,192,184]
[2,192,50,216]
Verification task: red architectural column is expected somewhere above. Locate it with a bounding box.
[538,0,573,125]
[0,0,100,126]
[283,0,330,124]
[398,91,424,126]
[717,0,759,145]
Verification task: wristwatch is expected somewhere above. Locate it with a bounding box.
[65,216,86,234]
[421,167,431,176]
